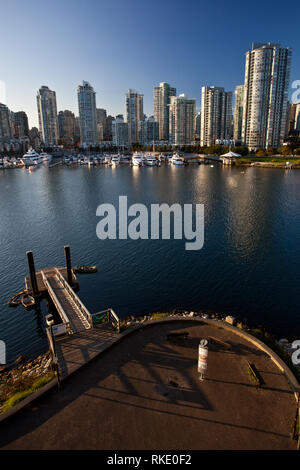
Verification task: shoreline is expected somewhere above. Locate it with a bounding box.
[2,308,299,375]
[126,309,300,381]
[235,161,300,169]
[0,352,53,414]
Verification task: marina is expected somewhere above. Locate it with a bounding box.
[0,150,210,170]
[2,149,300,170]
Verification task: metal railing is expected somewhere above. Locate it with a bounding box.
[46,327,55,357]
[90,308,120,332]
[46,327,61,388]
[109,308,120,332]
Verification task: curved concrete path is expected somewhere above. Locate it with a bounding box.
[0,319,297,450]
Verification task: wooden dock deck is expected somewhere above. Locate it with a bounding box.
[54,324,120,378]
[25,266,79,295]
[42,269,90,333]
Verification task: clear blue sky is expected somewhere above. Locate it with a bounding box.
[1,0,299,128]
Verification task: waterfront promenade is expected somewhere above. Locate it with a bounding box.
[0,320,297,450]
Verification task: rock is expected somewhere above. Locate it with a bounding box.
[15,355,25,365]
[225,316,235,326]
[169,380,179,388]
[278,338,289,344]
[0,365,8,374]
[44,358,52,369]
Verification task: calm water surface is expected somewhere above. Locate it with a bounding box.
[0,163,300,365]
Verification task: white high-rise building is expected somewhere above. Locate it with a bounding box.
[169,94,196,145]
[154,82,176,141]
[242,43,292,150]
[200,86,233,147]
[77,81,97,146]
[125,89,143,144]
[36,86,59,146]
[294,104,300,132]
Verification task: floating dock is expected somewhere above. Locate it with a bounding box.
[25,266,79,296]
[21,246,120,381]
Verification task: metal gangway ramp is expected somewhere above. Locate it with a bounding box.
[41,268,91,333]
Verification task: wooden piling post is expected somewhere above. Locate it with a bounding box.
[64,245,73,286]
[26,251,39,296]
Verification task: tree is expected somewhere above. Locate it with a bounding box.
[256,149,266,157]
[278,146,293,156]
[266,147,277,156]
[232,146,248,156]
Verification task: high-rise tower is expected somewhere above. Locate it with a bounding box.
[242,43,292,149]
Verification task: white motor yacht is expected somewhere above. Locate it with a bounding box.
[111,155,120,165]
[144,154,157,166]
[40,152,52,162]
[171,154,185,165]
[22,148,42,166]
[132,152,143,166]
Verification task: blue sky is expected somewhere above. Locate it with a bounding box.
[1,0,299,128]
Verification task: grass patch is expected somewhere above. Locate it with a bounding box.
[1,390,34,413]
[0,372,55,414]
[236,156,300,165]
[150,313,168,320]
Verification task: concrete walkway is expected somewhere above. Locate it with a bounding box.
[0,320,297,450]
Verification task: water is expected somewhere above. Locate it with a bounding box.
[0,163,300,366]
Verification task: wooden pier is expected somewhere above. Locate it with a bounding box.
[22,246,120,381]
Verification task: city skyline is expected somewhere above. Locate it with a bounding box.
[1,0,299,128]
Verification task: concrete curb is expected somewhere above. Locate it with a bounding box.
[0,315,299,424]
